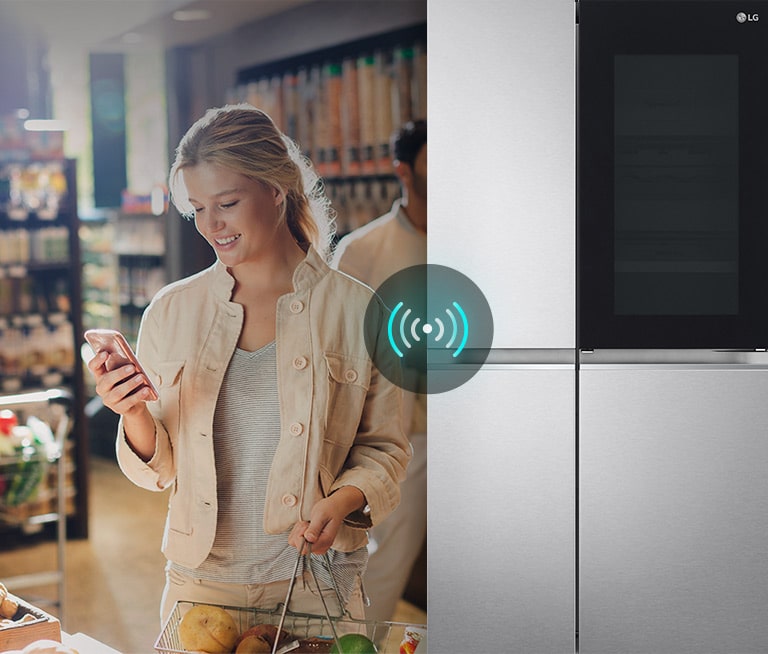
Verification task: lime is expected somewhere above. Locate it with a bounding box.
[329,633,378,654]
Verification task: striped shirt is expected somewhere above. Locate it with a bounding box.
[171,342,367,604]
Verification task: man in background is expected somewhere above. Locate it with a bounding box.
[331,120,427,623]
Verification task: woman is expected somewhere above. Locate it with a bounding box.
[87,104,410,624]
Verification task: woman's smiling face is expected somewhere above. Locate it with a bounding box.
[182,161,286,266]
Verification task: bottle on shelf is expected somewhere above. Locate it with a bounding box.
[225,23,426,232]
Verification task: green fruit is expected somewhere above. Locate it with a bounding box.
[329,633,378,654]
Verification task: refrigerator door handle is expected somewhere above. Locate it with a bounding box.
[479,348,577,368]
[578,349,768,368]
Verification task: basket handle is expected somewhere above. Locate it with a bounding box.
[272,538,348,654]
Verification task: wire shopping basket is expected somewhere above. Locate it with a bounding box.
[155,540,426,654]
[155,601,422,653]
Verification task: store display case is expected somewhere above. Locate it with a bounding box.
[0,388,74,629]
[114,212,166,344]
[0,158,89,539]
[79,211,119,335]
[80,207,167,346]
[0,592,62,652]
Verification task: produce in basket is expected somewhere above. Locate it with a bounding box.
[178,604,239,653]
[328,633,378,654]
[234,636,270,653]
[233,623,289,653]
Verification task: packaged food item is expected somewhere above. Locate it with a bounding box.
[398,625,426,654]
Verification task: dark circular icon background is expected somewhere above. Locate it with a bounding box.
[364,264,494,394]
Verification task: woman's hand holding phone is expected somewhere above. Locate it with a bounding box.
[84,329,159,414]
[84,329,160,462]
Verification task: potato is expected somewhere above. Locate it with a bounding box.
[178,605,239,653]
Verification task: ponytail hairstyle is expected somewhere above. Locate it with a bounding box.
[168,103,336,260]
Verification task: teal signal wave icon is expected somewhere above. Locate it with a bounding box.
[387,300,469,358]
[364,264,493,394]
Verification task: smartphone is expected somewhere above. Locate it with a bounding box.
[84,328,159,401]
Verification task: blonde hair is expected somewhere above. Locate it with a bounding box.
[169,103,335,260]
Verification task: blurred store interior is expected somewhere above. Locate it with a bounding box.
[0,1,427,650]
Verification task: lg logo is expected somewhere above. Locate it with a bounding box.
[736,11,759,22]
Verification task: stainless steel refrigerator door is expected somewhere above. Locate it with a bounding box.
[428,0,575,349]
[580,360,768,653]
[428,364,575,654]
[428,0,576,649]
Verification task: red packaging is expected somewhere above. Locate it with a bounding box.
[399,625,426,654]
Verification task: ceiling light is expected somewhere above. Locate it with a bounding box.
[172,8,212,21]
[24,119,68,132]
[122,32,143,44]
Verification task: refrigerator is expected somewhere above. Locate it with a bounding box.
[428,0,768,652]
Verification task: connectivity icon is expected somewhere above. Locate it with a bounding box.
[387,300,469,359]
[364,264,494,394]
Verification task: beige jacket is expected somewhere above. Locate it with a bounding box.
[116,247,410,569]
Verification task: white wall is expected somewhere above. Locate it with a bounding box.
[125,49,168,196]
[49,44,168,211]
[49,40,94,212]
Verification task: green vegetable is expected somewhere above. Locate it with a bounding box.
[4,450,46,507]
[329,633,378,654]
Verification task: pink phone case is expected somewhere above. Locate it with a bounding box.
[84,329,159,401]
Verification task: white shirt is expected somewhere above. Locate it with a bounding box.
[331,199,427,435]
[331,199,427,290]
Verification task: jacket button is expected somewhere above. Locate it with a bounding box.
[293,356,308,370]
[289,422,304,436]
[281,494,298,507]
[290,300,304,313]
[344,369,358,383]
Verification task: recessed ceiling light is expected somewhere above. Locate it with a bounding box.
[172,8,212,21]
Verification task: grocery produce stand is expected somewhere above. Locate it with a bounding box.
[0,388,73,628]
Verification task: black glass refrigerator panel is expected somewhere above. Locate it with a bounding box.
[578,1,768,349]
